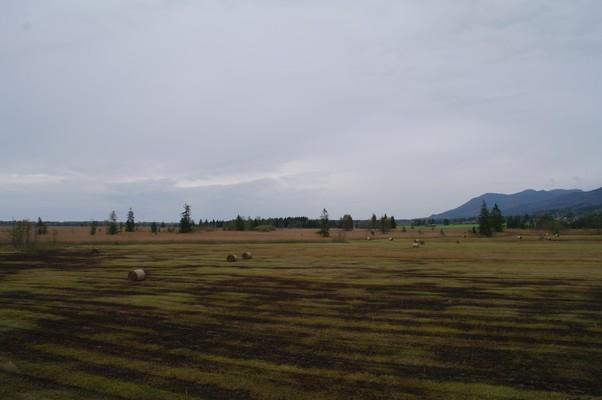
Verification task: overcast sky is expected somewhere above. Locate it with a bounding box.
[1,1,601,221]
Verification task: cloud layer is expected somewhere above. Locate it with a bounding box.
[2,1,601,220]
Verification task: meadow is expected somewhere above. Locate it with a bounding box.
[1,230,601,399]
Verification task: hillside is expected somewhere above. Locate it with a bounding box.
[432,188,602,219]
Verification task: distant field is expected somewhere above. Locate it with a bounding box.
[1,234,602,399]
[0,226,477,244]
[0,225,588,244]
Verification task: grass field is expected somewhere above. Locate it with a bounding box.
[1,233,602,399]
[0,226,476,244]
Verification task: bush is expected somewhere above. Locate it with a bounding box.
[8,220,35,250]
[341,214,354,231]
[254,224,275,232]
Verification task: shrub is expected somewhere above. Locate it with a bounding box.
[254,224,275,232]
[341,215,354,231]
[8,220,35,250]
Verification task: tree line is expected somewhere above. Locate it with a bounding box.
[8,204,602,240]
[506,212,602,232]
[91,205,401,236]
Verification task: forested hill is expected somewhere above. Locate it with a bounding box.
[432,188,602,219]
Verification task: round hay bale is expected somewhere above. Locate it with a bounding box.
[242,251,253,260]
[412,242,421,248]
[128,269,146,282]
[0,360,18,373]
[366,236,371,240]
[388,237,394,241]
[227,254,238,262]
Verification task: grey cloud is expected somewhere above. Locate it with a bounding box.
[1,1,601,220]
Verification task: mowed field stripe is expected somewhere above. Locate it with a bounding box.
[1,238,602,399]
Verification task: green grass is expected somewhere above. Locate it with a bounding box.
[1,236,601,399]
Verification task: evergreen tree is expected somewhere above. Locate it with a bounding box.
[380,214,390,233]
[478,202,492,236]
[150,222,158,234]
[341,214,354,231]
[179,204,192,233]
[370,214,377,230]
[125,208,135,232]
[234,215,245,231]
[390,216,396,229]
[319,208,330,237]
[491,203,504,232]
[108,211,118,235]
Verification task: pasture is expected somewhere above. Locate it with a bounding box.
[1,233,602,399]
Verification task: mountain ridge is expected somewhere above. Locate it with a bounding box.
[432,187,602,219]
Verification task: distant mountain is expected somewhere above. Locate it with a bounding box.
[432,188,602,220]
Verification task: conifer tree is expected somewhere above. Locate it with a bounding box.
[390,216,396,229]
[125,208,135,232]
[319,208,330,237]
[491,203,504,232]
[235,215,245,231]
[179,204,192,233]
[370,214,377,230]
[108,211,118,235]
[478,201,492,236]
[381,214,390,233]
